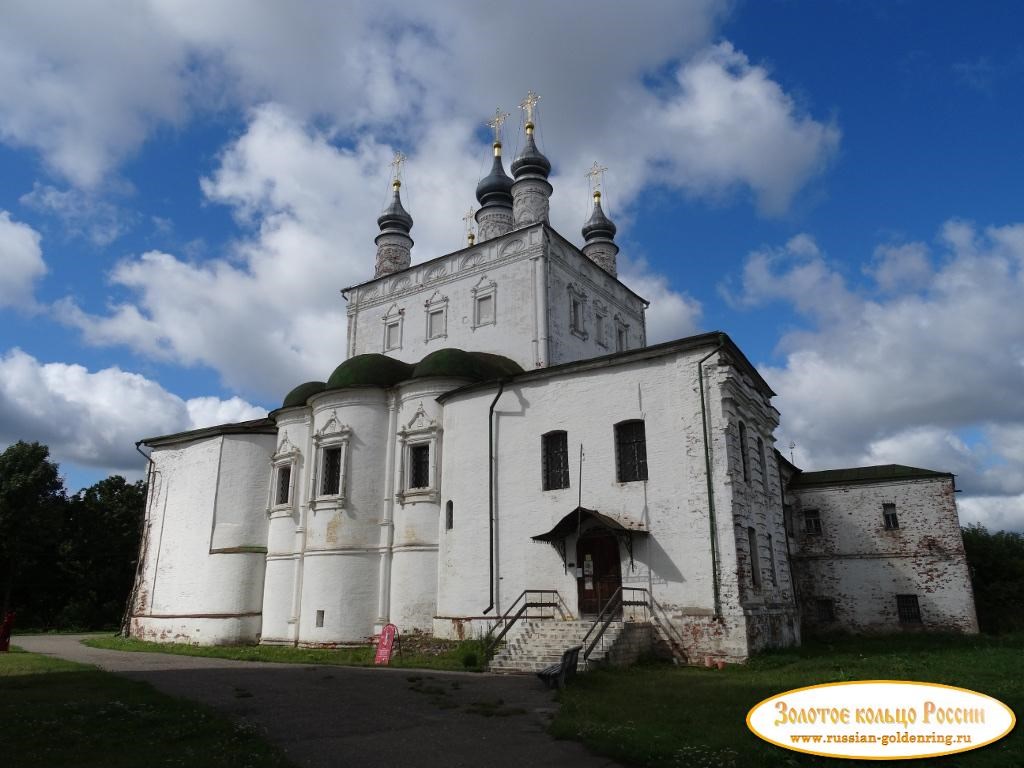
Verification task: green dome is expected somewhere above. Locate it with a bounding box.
[281,381,326,408]
[412,349,523,381]
[326,354,415,390]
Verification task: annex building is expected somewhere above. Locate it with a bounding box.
[129,98,978,665]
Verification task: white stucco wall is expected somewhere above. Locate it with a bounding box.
[131,428,275,645]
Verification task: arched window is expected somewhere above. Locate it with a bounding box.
[614,420,648,482]
[738,421,749,482]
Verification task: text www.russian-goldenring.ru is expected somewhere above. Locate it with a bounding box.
[790,732,973,747]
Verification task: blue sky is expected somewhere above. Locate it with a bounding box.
[1,0,1022,530]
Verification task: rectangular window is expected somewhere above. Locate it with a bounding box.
[385,320,401,350]
[615,420,648,482]
[767,533,778,586]
[275,465,291,506]
[409,444,430,489]
[747,526,761,589]
[428,308,445,339]
[897,594,922,624]
[541,431,570,491]
[883,502,899,530]
[757,436,767,485]
[616,326,627,352]
[816,598,835,623]
[738,421,749,482]
[445,501,454,531]
[320,446,342,496]
[315,609,325,628]
[803,508,822,535]
[476,294,494,326]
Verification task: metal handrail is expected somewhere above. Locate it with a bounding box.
[580,586,690,664]
[484,589,566,653]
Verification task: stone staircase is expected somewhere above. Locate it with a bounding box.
[489,618,653,673]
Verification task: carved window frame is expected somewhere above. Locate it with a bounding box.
[396,404,442,505]
[613,314,629,352]
[593,300,609,348]
[471,276,497,330]
[424,291,448,343]
[268,434,301,517]
[567,282,588,340]
[310,412,351,512]
[382,303,404,351]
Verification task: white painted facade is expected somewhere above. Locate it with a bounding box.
[130,122,976,658]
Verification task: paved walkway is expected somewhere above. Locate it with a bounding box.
[14,635,617,768]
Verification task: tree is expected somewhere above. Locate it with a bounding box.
[961,523,1024,634]
[0,441,65,619]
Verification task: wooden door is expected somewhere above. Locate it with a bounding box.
[576,533,622,618]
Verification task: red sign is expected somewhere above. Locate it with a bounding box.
[374,623,398,665]
[0,612,15,652]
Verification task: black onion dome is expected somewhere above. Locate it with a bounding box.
[281,381,326,408]
[412,348,523,381]
[475,152,514,206]
[582,198,617,242]
[511,131,551,179]
[326,354,415,390]
[377,186,413,233]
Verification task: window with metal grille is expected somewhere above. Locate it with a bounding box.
[738,421,749,481]
[803,508,822,534]
[275,465,291,505]
[320,446,342,496]
[747,527,762,589]
[897,594,922,624]
[883,502,899,530]
[541,431,570,491]
[816,598,835,623]
[409,444,430,489]
[615,420,647,482]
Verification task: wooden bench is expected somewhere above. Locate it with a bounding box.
[537,645,582,689]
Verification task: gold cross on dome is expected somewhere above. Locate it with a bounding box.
[585,161,608,193]
[519,90,541,125]
[486,107,510,143]
[390,151,407,183]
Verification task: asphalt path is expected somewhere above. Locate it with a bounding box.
[14,634,618,767]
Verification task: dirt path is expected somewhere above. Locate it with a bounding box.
[14,634,617,768]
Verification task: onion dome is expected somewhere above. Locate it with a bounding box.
[475,145,514,207]
[511,129,551,180]
[326,354,414,390]
[412,348,523,381]
[582,191,617,242]
[377,181,413,234]
[281,381,326,408]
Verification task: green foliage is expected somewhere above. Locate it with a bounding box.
[552,633,1024,768]
[0,441,145,630]
[961,523,1024,634]
[0,648,293,767]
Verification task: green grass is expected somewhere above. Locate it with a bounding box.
[0,646,293,768]
[551,633,1024,768]
[83,634,489,672]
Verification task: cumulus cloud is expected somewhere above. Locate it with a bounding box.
[0,348,265,473]
[733,221,1024,530]
[0,211,46,309]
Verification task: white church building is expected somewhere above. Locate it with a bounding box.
[129,100,978,664]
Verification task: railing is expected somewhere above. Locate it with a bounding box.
[580,586,690,665]
[484,589,569,654]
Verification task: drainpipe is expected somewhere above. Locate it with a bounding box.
[697,334,726,618]
[482,380,506,614]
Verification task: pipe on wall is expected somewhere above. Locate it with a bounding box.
[482,380,506,614]
[697,333,726,618]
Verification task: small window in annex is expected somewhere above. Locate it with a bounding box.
[541,430,570,491]
[320,446,342,496]
[409,444,430,489]
[883,502,899,530]
[315,610,325,628]
[897,594,922,624]
[275,465,292,506]
[803,508,822,535]
[614,420,648,482]
[445,500,454,531]
[816,598,835,623]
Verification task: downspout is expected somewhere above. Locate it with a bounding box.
[482,380,507,614]
[121,441,156,636]
[697,333,726,618]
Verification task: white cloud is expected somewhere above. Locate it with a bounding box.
[20,183,133,246]
[0,348,265,473]
[736,221,1024,530]
[0,211,46,308]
